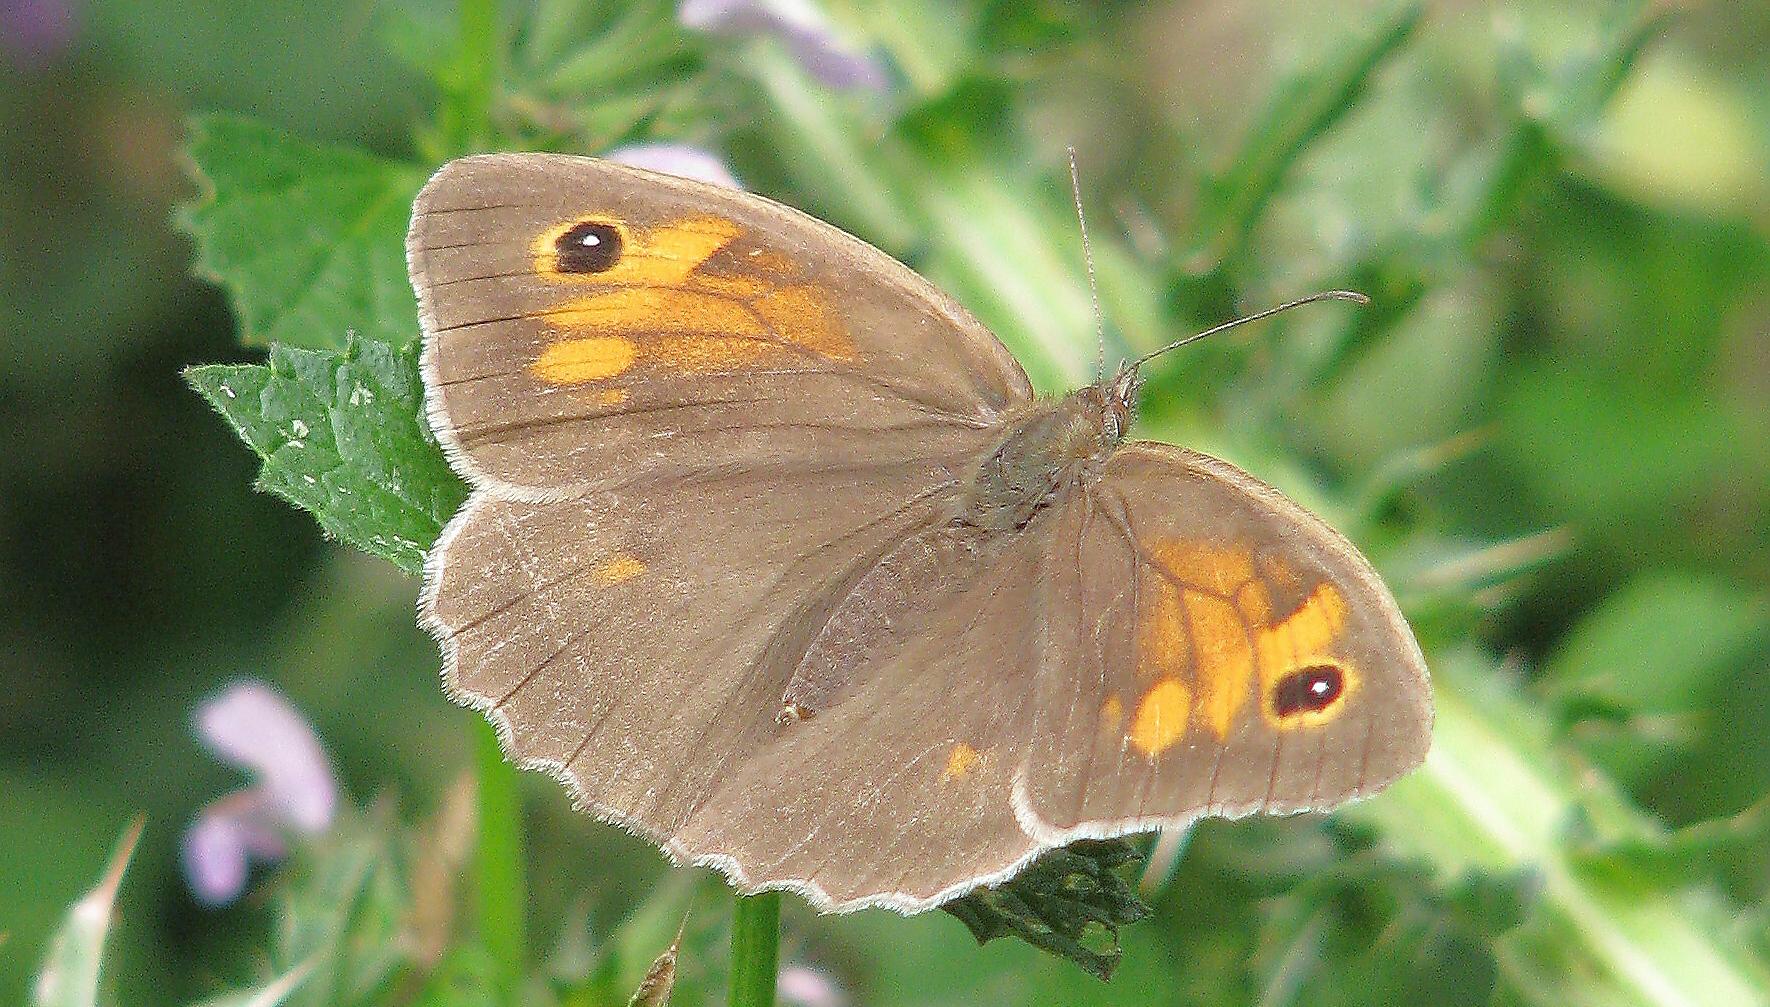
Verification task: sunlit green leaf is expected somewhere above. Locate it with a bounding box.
[180,114,426,351]
[186,337,465,574]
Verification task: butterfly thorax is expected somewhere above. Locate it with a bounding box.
[958,381,1132,532]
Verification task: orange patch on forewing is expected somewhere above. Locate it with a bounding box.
[1256,583,1348,668]
[650,334,779,370]
[593,554,645,585]
[549,287,767,338]
[1129,678,1192,756]
[753,285,856,359]
[1149,538,1255,597]
[1255,583,1356,728]
[1137,575,1188,682]
[944,742,982,780]
[1185,590,1255,738]
[531,336,637,384]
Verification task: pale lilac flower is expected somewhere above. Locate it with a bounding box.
[1,0,76,68]
[778,964,847,1007]
[679,0,889,92]
[607,143,743,190]
[183,681,338,906]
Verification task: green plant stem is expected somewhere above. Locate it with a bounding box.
[726,891,780,1007]
[474,718,527,1005]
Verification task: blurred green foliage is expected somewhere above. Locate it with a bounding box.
[5,0,1770,1004]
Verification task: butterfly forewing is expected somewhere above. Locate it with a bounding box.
[408,154,1032,496]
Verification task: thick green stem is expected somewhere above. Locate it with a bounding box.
[474,718,527,1005]
[726,891,781,1007]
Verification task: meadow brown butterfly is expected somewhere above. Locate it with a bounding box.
[408,154,1431,913]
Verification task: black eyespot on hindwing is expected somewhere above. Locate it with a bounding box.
[555,221,622,273]
[1272,664,1345,718]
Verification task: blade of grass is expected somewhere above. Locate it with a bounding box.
[34,817,143,1007]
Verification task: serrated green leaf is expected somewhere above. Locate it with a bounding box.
[942,839,1150,981]
[33,819,142,1007]
[179,114,427,351]
[185,338,466,574]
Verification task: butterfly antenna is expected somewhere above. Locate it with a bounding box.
[1129,289,1371,370]
[1068,146,1107,381]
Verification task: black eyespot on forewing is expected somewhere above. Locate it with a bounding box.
[1272,664,1345,718]
[555,221,622,273]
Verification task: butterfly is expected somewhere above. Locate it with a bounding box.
[407,154,1432,913]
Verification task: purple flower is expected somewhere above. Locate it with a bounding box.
[778,965,847,1007]
[679,0,889,93]
[606,143,743,190]
[183,682,338,906]
[1,0,76,68]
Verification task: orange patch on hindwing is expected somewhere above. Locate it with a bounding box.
[1138,538,1260,740]
[527,213,854,389]
[1254,583,1357,728]
[1129,679,1192,756]
[1185,590,1255,738]
[1149,539,1255,597]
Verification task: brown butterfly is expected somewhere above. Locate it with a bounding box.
[408,154,1431,913]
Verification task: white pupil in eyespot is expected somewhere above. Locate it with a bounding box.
[580,234,600,246]
[1310,679,1330,695]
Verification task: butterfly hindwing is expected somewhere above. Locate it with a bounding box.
[1015,442,1432,844]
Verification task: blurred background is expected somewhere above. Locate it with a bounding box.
[3,1,1767,1004]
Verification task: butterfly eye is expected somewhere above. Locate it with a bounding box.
[555,221,622,273]
[1271,664,1344,718]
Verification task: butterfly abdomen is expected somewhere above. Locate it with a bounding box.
[959,385,1123,531]
[779,524,998,722]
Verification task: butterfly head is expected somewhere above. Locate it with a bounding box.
[1101,360,1142,443]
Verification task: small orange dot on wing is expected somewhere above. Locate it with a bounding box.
[943,742,982,780]
[592,554,646,586]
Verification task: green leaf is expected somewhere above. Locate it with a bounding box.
[185,337,466,574]
[1187,2,1423,275]
[1542,573,1768,716]
[33,819,141,1007]
[1571,799,1770,894]
[943,839,1151,981]
[1253,861,1538,1007]
[276,809,409,1007]
[179,114,427,351]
